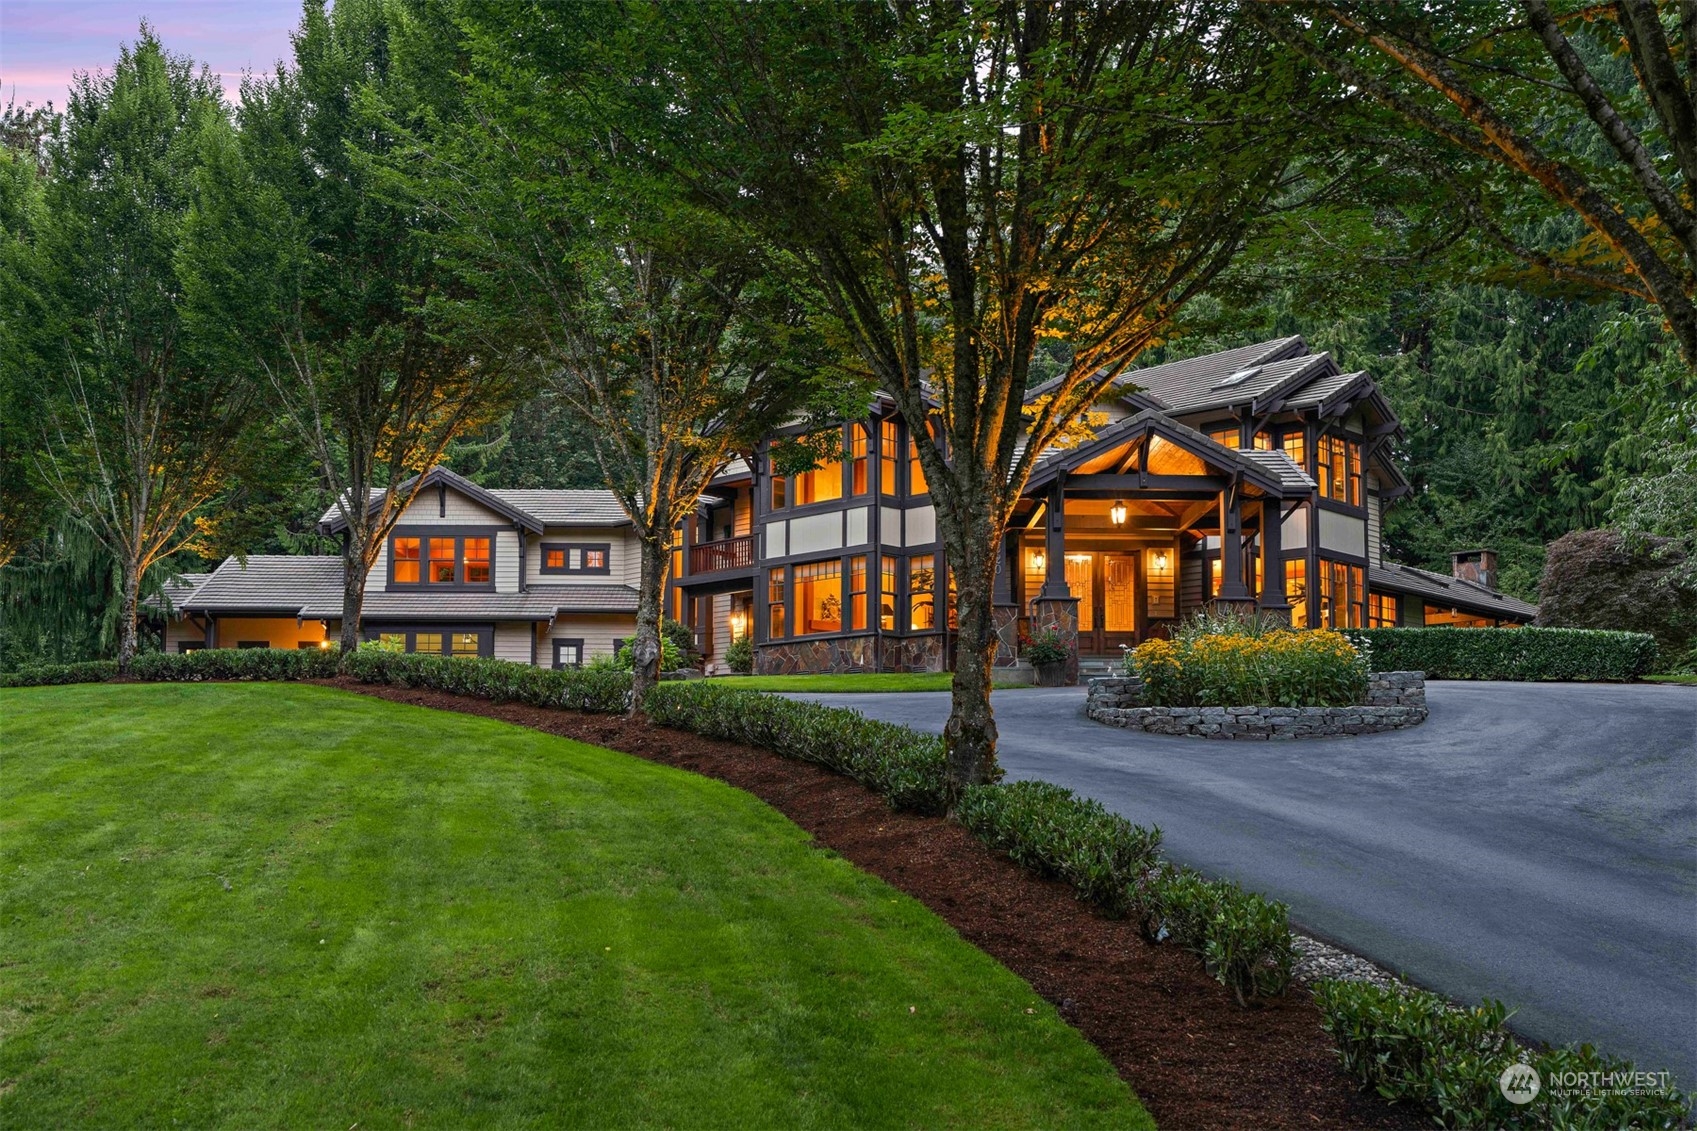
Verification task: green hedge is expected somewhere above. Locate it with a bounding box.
[130,648,342,682]
[0,660,120,687]
[1134,864,1296,1007]
[644,681,949,814]
[340,649,631,714]
[955,781,1161,917]
[1314,980,1690,1128]
[1342,627,1658,681]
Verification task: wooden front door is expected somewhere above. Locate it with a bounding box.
[1065,551,1140,655]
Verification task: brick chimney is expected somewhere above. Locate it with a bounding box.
[1450,548,1498,590]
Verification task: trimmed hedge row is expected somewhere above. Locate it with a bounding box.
[131,648,342,682]
[0,659,119,687]
[955,781,1161,917]
[1136,863,1296,1007]
[645,681,949,814]
[1341,627,1657,682]
[341,649,631,714]
[954,780,1294,1005]
[1315,980,1690,1128]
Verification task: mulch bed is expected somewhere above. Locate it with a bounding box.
[326,678,1418,1130]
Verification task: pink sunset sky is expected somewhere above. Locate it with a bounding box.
[2,0,302,111]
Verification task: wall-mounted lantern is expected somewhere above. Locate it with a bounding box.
[1030,549,1046,573]
[1152,550,1169,572]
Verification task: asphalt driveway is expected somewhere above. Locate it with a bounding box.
[793,681,1697,1085]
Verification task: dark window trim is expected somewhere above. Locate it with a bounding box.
[552,638,585,669]
[236,640,269,649]
[364,623,494,658]
[387,526,500,591]
[539,541,612,576]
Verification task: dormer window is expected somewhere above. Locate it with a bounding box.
[539,542,611,576]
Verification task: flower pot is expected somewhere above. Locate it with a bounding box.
[1035,660,1069,687]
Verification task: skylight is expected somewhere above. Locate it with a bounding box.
[1213,366,1261,389]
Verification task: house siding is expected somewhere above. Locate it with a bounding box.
[548,612,637,662]
[1366,476,1383,565]
[493,621,533,664]
[165,618,205,652]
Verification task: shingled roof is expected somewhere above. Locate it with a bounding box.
[318,468,629,531]
[1370,562,1539,622]
[185,556,345,614]
[141,572,210,616]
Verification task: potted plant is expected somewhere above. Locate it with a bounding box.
[1022,628,1071,686]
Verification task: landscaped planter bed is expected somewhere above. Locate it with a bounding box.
[323,677,1418,1131]
[1085,672,1430,739]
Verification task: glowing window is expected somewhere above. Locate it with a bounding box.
[393,537,420,584]
[880,556,897,630]
[850,555,868,631]
[450,632,480,657]
[849,424,869,496]
[415,632,443,654]
[794,559,843,636]
[880,419,899,497]
[428,538,456,584]
[768,568,786,639]
[464,538,490,585]
[795,431,844,505]
[909,555,936,630]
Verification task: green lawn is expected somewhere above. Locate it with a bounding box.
[0,683,1146,1129]
[1642,672,1697,685]
[717,672,1031,693]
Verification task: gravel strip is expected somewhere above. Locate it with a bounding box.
[1293,933,1408,991]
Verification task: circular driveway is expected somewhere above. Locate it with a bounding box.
[794,681,1697,1085]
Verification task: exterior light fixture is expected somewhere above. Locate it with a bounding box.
[1153,550,1169,572]
[1110,500,1128,525]
[1030,549,1046,572]
[318,639,333,650]
[730,610,747,639]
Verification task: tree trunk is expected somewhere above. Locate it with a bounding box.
[339,533,367,652]
[116,555,141,674]
[629,533,667,716]
[942,543,1001,800]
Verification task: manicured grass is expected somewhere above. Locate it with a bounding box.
[0,683,1146,1129]
[1642,672,1697,685]
[718,672,1031,692]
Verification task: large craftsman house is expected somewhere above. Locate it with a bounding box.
[156,337,1536,677]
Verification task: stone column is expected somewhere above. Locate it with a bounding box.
[1030,475,1081,684]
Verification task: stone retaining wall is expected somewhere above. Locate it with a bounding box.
[1085,671,1428,739]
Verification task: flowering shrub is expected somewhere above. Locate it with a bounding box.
[1130,618,1367,708]
[1020,628,1070,666]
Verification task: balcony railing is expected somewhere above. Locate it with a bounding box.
[689,533,756,575]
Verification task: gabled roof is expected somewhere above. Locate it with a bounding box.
[184,556,345,614]
[318,467,548,535]
[1371,562,1539,622]
[1022,408,1316,498]
[1023,335,1309,408]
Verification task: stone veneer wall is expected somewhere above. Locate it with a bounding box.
[1028,596,1081,685]
[754,634,946,675]
[1085,671,1428,739]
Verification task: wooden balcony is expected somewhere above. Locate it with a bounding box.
[688,533,756,575]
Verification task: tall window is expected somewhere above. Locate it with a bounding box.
[795,430,844,505]
[464,538,490,584]
[429,537,456,583]
[909,554,936,630]
[1317,436,1361,506]
[767,568,787,638]
[880,419,899,497]
[1252,431,1274,451]
[771,472,787,511]
[393,538,421,583]
[850,555,868,630]
[794,559,844,635]
[1368,592,1397,628]
[1281,429,1307,471]
[1285,559,1308,627]
[908,426,930,495]
[880,556,897,629]
[849,424,869,496]
[1320,559,1364,628]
